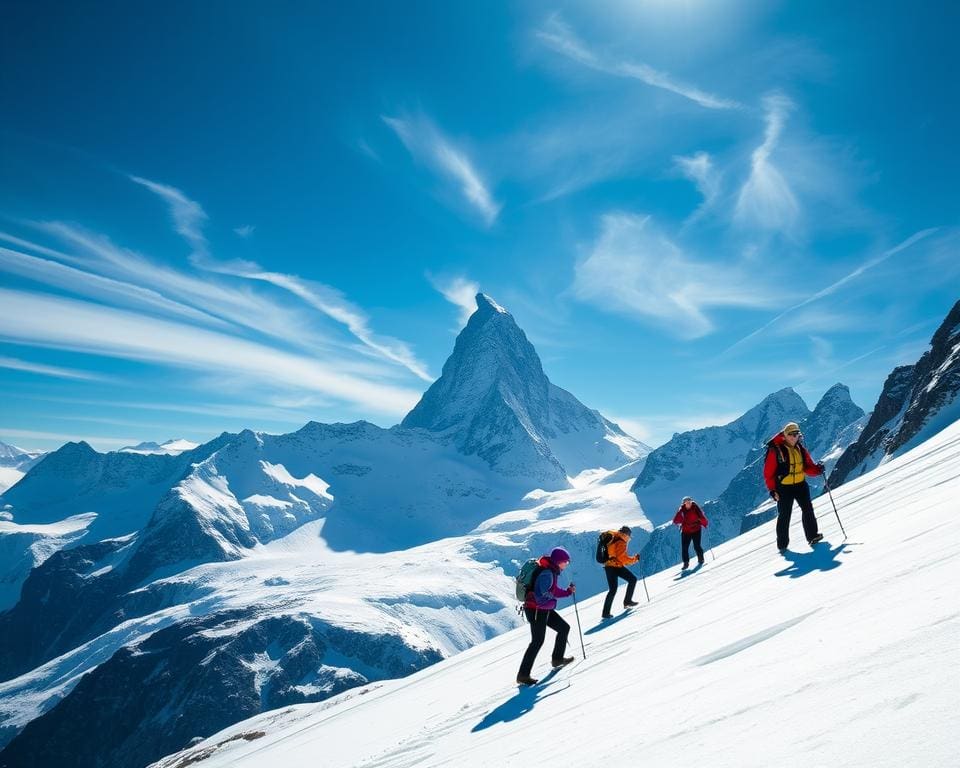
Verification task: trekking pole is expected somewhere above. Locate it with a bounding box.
[821,474,848,540]
[638,560,650,603]
[570,587,586,659]
[705,529,716,562]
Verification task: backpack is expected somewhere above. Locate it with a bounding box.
[595,531,614,563]
[515,559,545,602]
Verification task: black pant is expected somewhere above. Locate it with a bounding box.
[776,481,819,548]
[602,566,637,615]
[681,530,704,565]
[518,608,570,678]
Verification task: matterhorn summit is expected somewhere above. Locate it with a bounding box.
[402,294,647,486]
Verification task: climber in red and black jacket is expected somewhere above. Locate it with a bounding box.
[673,496,709,569]
[763,421,825,551]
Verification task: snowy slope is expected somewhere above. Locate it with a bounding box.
[149,419,960,768]
[0,465,653,767]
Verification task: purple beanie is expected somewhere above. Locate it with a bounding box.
[550,546,571,565]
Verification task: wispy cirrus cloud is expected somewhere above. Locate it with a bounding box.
[719,227,939,357]
[23,222,333,353]
[5,212,432,393]
[427,274,480,327]
[674,152,719,205]
[26,394,319,426]
[382,113,500,226]
[0,244,231,329]
[193,256,433,382]
[536,15,741,111]
[130,175,209,257]
[673,151,721,223]
[571,212,777,338]
[734,93,800,232]
[0,355,107,382]
[0,287,423,416]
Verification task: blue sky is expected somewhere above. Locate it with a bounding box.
[1,1,957,452]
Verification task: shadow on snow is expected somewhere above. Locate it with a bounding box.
[471,667,567,732]
[774,542,847,578]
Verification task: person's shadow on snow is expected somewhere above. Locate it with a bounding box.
[471,668,565,732]
[584,611,633,634]
[774,542,846,579]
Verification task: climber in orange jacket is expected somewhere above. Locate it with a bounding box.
[601,526,640,618]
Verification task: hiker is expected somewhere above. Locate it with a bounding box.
[516,547,576,686]
[763,421,826,551]
[601,526,640,619]
[673,496,709,569]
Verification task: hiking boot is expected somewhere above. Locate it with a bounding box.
[697,559,705,566]
[516,675,539,686]
[601,613,614,619]
[623,600,640,607]
[681,562,689,570]
[551,656,574,668]
[808,533,824,546]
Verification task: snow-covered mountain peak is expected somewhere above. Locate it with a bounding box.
[119,438,200,455]
[0,442,46,494]
[0,442,37,463]
[737,387,810,437]
[474,291,508,316]
[817,382,855,408]
[401,293,645,482]
[402,293,545,433]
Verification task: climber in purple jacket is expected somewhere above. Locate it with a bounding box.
[516,547,576,686]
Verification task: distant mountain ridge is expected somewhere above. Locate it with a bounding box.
[0,441,46,495]
[630,387,810,522]
[637,384,865,574]
[119,438,199,455]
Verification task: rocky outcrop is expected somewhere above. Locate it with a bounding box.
[831,300,960,485]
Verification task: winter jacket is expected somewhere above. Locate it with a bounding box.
[604,533,640,568]
[763,433,822,491]
[524,556,573,610]
[673,502,708,533]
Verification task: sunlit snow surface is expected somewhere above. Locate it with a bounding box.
[151,419,960,768]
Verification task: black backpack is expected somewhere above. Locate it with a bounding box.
[595,531,614,563]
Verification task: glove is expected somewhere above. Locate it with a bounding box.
[769,490,778,501]
[816,462,826,473]
[569,583,576,593]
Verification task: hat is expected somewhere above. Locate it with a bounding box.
[781,421,801,435]
[550,546,571,565]
[681,496,693,503]
[619,525,632,535]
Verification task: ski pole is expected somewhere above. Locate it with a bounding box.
[638,560,650,603]
[705,529,716,562]
[570,588,586,659]
[821,474,847,540]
